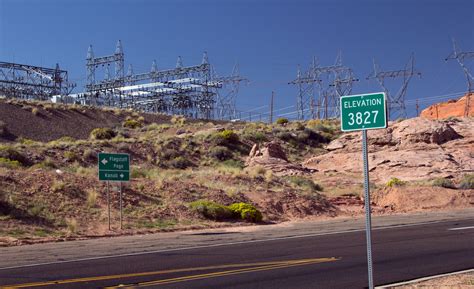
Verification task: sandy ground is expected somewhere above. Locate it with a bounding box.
[387,270,474,288]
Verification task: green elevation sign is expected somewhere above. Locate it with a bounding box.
[98,153,130,182]
[340,92,387,132]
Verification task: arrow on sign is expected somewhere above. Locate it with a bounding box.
[101,159,108,165]
[120,173,124,178]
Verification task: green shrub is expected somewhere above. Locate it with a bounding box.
[295,128,327,146]
[288,176,323,192]
[243,131,267,143]
[189,200,233,220]
[220,129,239,142]
[171,115,186,126]
[212,129,239,146]
[170,156,192,169]
[386,177,405,187]
[83,149,96,161]
[209,146,233,161]
[228,202,263,222]
[33,159,57,169]
[276,117,289,125]
[160,148,180,161]
[131,167,149,178]
[221,159,244,169]
[64,151,78,161]
[276,131,293,142]
[90,128,116,140]
[122,119,142,129]
[0,145,29,166]
[459,174,474,190]
[0,157,21,168]
[432,178,456,189]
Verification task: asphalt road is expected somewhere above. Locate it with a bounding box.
[0,218,473,289]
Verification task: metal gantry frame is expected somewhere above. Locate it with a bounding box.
[0,62,75,101]
[289,52,358,120]
[367,54,421,120]
[82,41,247,119]
[445,38,473,116]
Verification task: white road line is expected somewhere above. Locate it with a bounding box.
[448,226,474,231]
[0,219,463,271]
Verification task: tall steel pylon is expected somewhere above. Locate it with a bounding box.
[367,54,421,120]
[83,41,246,119]
[445,38,474,116]
[289,52,357,120]
[214,63,249,120]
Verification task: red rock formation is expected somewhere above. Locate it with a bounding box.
[420,93,473,119]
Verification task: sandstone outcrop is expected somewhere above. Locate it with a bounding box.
[421,93,473,119]
[303,117,473,183]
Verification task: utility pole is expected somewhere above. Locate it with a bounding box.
[270,91,274,123]
[416,99,419,116]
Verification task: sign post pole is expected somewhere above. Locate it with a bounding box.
[340,92,387,289]
[106,181,111,231]
[98,153,130,230]
[362,129,374,289]
[119,182,123,230]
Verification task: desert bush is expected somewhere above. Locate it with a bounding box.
[51,180,66,192]
[0,157,21,169]
[228,202,262,222]
[64,151,78,161]
[288,176,323,192]
[242,130,267,143]
[212,129,239,146]
[86,190,98,208]
[18,138,37,145]
[131,167,150,178]
[221,159,244,169]
[122,119,142,129]
[459,174,474,189]
[386,177,405,187]
[295,128,327,146]
[90,128,116,140]
[31,107,40,116]
[276,131,293,142]
[189,200,233,220]
[82,149,96,161]
[247,165,266,178]
[432,178,456,189]
[276,117,289,125]
[209,146,233,161]
[66,218,78,234]
[33,158,57,169]
[170,156,192,169]
[0,145,29,166]
[171,115,186,126]
[160,148,180,161]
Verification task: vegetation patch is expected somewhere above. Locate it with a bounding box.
[386,177,405,187]
[189,200,233,221]
[228,202,263,222]
[459,174,474,190]
[432,177,456,189]
[90,128,116,140]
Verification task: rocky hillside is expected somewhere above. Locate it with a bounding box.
[0,98,472,246]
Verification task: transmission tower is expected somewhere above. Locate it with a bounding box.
[445,38,474,116]
[214,63,249,120]
[82,41,246,119]
[367,54,421,120]
[0,61,75,101]
[289,53,357,120]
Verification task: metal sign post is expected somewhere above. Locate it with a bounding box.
[340,92,387,289]
[98,153,130,230]
[362,129,374,289]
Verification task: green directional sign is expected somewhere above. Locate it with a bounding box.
[340,92,387,132]
[98,153,130,182]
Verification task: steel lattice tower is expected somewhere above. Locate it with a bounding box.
[82,41,246,119]
[445,38,474,116]
[289,53,357,120]
[367,54,421,120]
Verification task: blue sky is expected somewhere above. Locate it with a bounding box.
[0,0,473,119]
